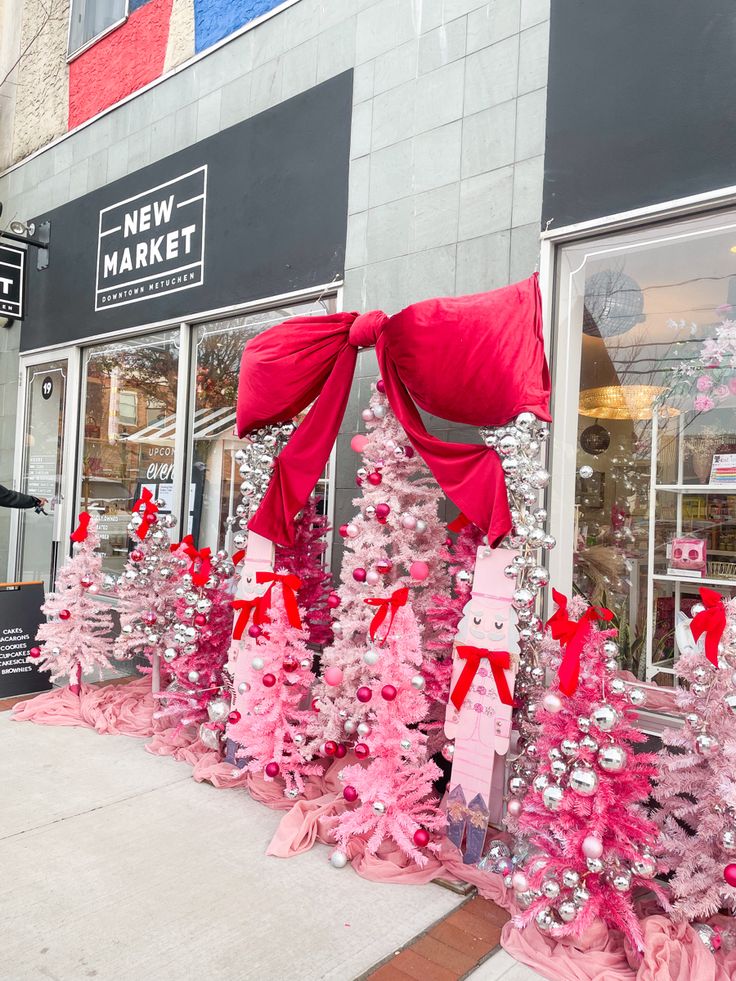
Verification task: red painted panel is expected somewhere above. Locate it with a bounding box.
[68,0,174,130]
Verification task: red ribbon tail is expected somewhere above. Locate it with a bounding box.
[451,650,479,710]
[489,657,514,707]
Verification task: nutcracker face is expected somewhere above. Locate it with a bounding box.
[456,598,511,650]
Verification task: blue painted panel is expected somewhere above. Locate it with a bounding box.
[194,0,287,53]
[129,0,154,11]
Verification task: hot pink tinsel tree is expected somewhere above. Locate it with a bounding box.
[275,494,334,647]
[509,613,663,951]
[653,594,736,923]
[333,601,445,865]
[227,585,323,795]
[313,380,448,745]
[32,514,114,691]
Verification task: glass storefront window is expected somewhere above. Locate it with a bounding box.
[78,329,180,582]
[190,299,332,555]
[554,210,736,693]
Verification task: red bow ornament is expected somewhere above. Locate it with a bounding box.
[691,587,726,668]
[70,512,91,543]
[179,534,212,588]
[131,488,158,540]
[451,646,514,711]
[256,572,302,629]
[231,597,267,640]
[546,589,613,696]
[364,586,409,646]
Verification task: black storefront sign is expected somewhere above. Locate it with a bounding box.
[96,166,206,311]
[21,71,352,351]
[0,582,51,697]
[0,242,26,319]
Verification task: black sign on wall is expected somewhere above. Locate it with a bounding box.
[0,242,26,319]
[0,582,51,698]
[21,71,352,351]
[544,0,736,228]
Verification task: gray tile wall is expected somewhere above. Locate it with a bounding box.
[0,0,550,575]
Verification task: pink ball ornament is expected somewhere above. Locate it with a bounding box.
[228,710,241,724]
[381,684,397,701]
[353,567,367,583]
[343,785,358,802]
[507,799,522,817]
[338,524,349,538]
[324,666,344,686]
[512,871,529,892]
[59,609,71,621]
[263,673,277,688]
[356,686,372,703]
[410,561,429,581]
[335,743,347,759]
[29,646,40,658]
[376,379,386,393]
[327,592,341,609]
[346,523,359,538]
[401,514,417,530]
[248,624,262,639]
[366,570,380,586]
[413,828,430,847]
[265,762,280,778]
[361,409,374,422]
[367,471,382,486]
[542,692,562,714]
[375,504,391,521]
[194,613,208,627]
[724,864,736,887]
[354,743,370,760]
[351,434,369,453]
[582,836,604,860]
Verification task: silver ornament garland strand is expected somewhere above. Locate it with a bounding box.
[229,422,295,550]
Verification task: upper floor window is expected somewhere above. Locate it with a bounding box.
[68,0,127,59]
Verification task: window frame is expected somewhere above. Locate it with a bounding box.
[66,0,129,63]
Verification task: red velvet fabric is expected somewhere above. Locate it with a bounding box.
[237,275,550,546]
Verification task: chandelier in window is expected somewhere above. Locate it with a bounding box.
[579,385,679,421]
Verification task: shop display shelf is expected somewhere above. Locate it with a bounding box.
[655,484,736,493]
[652,573,736,588]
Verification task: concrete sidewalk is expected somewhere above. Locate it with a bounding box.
[1,712,544,980]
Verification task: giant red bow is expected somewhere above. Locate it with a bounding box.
[70,512,91,543]
[131,488,158,540]
[546,589,614,696]
[178,534,212,588]
[691,587,726,668]
[231,597,267,640]
[364,587,409,646]
[451,647,514,710]
[256,572,302,629]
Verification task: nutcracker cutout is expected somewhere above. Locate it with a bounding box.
[444,545,518,863]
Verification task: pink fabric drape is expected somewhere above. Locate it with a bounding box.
[237,275,550,546]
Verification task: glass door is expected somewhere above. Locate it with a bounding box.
[15,356,75,588]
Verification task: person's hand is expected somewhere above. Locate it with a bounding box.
[36,497,48,507]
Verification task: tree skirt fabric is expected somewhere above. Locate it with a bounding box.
[11,680,736,981]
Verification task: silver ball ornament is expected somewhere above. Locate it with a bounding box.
[558,901,578,923]
[562,869,580,888]
[187,670,200,684]
[598,745,628,772]
[372,801,386,815]
[542,785,564,811]
[612,870,632,892]
[330,850,349,869]
[569,766,599,795]
[541,879,560,899]
[410,674,426,690]
[591,704,618,732]
[586,857,604,874]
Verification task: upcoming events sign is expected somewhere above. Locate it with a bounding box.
[95,166,207,311]
[0,242,26,320]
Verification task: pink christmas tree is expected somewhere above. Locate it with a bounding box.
[653,589,736,923]
[508,594,662,951]
[313,379,449,744]
[154,538,235,731]
[332,599,445,865]
[31,513,114,691]
[275,494,334,647]
[226,579,323,796]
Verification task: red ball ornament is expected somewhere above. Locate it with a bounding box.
[725,864,736,887]
[404,445,414,459]
[327,591,341,609]
[413,828,430,847]
[130,549,144,562]
[248,624,262,639]
[356,686,372,703]
[375,504,391,521]
[311,698,320,712]
[354,742,370,759]
[194,613,208,627]
[29,646,41,658]
[265,762,280,778]
[335,743,347,759]
[409,561,430,582]
[445,537,452,547]
[339,524,349,538]
[323,740,338,757]
[355,476,364,487]
[343,785,359,802]
[381,684,397,701]
[228,710,241,724]
[351,434,369,453]
[283,656,299,673]
[375,558,392,574]
[376,379,386,393]
[59,609,71,621]
[367,471,382,486]
[353,567,367,583]
[263,673,277,688]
